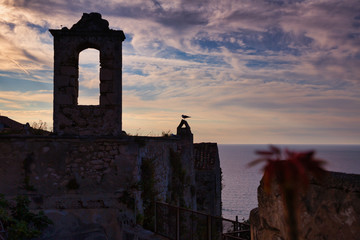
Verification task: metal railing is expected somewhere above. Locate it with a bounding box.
[155,202,250,240]
[0,220,7,240]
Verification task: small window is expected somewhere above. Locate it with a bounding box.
[78,48,100,105]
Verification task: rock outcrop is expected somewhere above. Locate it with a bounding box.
[250,171,360,240]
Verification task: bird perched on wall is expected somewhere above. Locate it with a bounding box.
[182,115,191,119]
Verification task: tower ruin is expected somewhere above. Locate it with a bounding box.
[50,13,125,136]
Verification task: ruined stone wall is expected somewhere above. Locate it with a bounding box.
[0,124,221,240]
[250,171,360,240]
[50,13,125,136]
[194,143,222,217]
[137,138,195,206]
[0,135,190,239]
[0,136,137,195]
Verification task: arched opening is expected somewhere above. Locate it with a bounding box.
[78,48,100,105]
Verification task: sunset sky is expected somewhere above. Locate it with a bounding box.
[0,0,359,144]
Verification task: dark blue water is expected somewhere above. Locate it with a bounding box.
[218,144,360,220]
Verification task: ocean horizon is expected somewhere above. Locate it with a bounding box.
[218,144,360,220]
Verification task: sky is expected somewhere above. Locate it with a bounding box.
[0,0,359,144]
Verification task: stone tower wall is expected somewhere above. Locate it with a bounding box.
[194,143,222,217]
[50,13,125,136]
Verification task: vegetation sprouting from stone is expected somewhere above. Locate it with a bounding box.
[30,120,50,135]
[139,157,157,231]
[168,149,186,207]
[161,130,172,137]
[118,190,135,210]
[0,194,53,240]
[23,153,36,192]
[23,177,36,192]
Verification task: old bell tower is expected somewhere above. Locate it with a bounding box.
[50,13,125,136]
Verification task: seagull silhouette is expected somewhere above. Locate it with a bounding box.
[182,115,191,119]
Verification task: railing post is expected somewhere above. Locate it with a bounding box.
[234,216,237,232]
[154,201,157,233]
[176,206,180,240]
[154,202,251,240]
[235,215,239,237]
[207,215,211,240]
[191,212,194,240]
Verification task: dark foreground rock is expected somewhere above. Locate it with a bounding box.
[250,171,360,240]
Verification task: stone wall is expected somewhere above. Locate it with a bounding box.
[250,171,360,240]
[0,134,195,239]
[194,143,222,217]
[1,136,139,196]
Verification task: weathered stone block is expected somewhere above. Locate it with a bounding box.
[57,113,73,127]
[90,160,103,165]
[69,77,79,88]
[100,95,111,105]
[100,81,113,93]
[56,94,73,104]
[75,118,87,127]
[80,107,91,116]
[66,87,77,98]
[106,93,118,104]
[60,66,77,76]
[54,75,70,88]
[100,68,113,81]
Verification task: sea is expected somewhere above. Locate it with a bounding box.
[218,144,360,221]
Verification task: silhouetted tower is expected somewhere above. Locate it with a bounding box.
[50,13,125,136]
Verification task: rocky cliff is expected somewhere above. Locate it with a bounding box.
[250,171,360,240]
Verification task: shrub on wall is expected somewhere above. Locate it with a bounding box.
[0,194,52,240]
[119,190,135,210]
[140,157,156,231]
[23,153,36,192]
[168,149,186,207]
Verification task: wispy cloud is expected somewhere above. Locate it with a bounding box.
[0,90,52,104]
[0,0,359,143]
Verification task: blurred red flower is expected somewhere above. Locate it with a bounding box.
[248,145,327,240]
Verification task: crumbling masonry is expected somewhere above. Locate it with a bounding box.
[50,12,125,136]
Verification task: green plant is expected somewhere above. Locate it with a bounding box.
[0,194,53,240]
[168,149,186,207]
[139,157,157,230]
[30,120,50,135]
[136,213,144,225]
[23,153,36,192]
[248,145,326,240]
[118,190,135,210]
[220,169,225,191]
[23,176,36,191]
[161,130,173,137]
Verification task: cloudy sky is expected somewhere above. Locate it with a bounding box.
[0,0,359,144]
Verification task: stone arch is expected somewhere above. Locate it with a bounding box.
[78,48,100,105]
[76,42,101,53]
[50,13,125,136]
